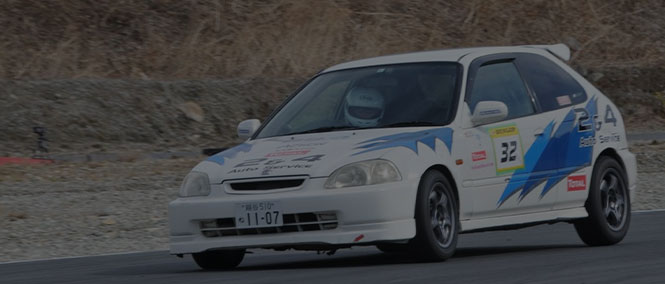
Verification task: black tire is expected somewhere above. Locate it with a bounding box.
[192,249,246,270]
[410,170,459,261]
[574,156,631,246]
[376,243,409,254]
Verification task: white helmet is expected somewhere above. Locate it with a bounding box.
[344,87,385,127]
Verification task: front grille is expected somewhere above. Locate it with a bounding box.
[200,212,338,238]
[229,179,305,191]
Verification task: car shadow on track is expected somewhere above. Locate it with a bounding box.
[453,244,585,258]
[95,243,585,276]
[232,244,585,271]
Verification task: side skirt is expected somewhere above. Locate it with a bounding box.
[460,207,588,233]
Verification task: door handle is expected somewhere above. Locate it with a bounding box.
[534,128,545,136]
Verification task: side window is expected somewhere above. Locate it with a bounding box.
[516,54,587,111]
[467,62,535,120]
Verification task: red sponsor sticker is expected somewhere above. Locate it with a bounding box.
[472,150,487,162]
[265,150,310,157]
[567,175,586,191]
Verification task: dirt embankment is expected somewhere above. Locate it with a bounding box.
[1,74,663,157]
[0,79,303,156]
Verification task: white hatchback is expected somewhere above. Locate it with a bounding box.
[169,44,637,270]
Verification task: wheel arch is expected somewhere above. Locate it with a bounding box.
[575,146,632,246]
[595,147,633,198]
[424,164,460,212]
[596,147,626,174]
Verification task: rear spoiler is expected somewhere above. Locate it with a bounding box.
[524,43,571,61]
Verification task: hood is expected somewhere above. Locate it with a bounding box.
[196,127,453,183]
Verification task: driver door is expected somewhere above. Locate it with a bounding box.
[460,55,558,218]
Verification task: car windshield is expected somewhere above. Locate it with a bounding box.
[255,62,461,139]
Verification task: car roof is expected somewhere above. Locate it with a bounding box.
[322,44,570,73]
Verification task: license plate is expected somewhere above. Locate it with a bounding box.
[234,201,283,229]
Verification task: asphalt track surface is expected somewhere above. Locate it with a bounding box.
[1,211,663,284]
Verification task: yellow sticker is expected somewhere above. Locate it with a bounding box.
[490,125,519,138]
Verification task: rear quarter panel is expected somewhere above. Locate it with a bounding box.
[548,59,632,209]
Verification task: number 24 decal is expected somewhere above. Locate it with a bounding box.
[574,105,617,132]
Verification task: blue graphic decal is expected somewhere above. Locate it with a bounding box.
[497,97,597,206]
[498,121,555,204]
[207,143,253,165]
[354,128,453,156]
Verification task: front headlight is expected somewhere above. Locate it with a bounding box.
[179,171,211,197]
[324,159,401,189]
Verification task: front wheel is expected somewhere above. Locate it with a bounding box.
[192,249,246,270]
[376,243,409,254]
[410,170,459,261]
[574,157,631,246]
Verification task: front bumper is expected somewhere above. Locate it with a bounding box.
[168,178,416,254]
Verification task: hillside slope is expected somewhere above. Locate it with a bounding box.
[1,0,663,79]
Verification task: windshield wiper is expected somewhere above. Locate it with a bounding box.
[283,126,359,136]
[378,121,438,128]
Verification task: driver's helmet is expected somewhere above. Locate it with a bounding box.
[344,87,385,127]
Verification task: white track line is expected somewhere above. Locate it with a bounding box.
[0,250,167,265]
[2,208,665,264]
[633,208,665,214]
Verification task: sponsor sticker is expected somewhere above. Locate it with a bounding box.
[556,95,572,106]
[265,150,310,157]
[479,109,501,116]
[228,167,259,174]
[579,136,595,148]
[276,142,326,150]
[567,175,586,191]
[471,162,494,170]
[599,133,621,144]
[472,150,487,162]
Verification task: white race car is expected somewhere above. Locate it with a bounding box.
[169,44,636,269]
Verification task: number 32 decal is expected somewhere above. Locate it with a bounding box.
[489,124,525,174]
[500,141,518,163]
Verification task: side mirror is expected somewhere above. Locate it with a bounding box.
[471,101,508,126]
[237,119,261,140]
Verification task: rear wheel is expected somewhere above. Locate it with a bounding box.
[574,157,630,246]
[192,249,246,270]
[410,170,459,261]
